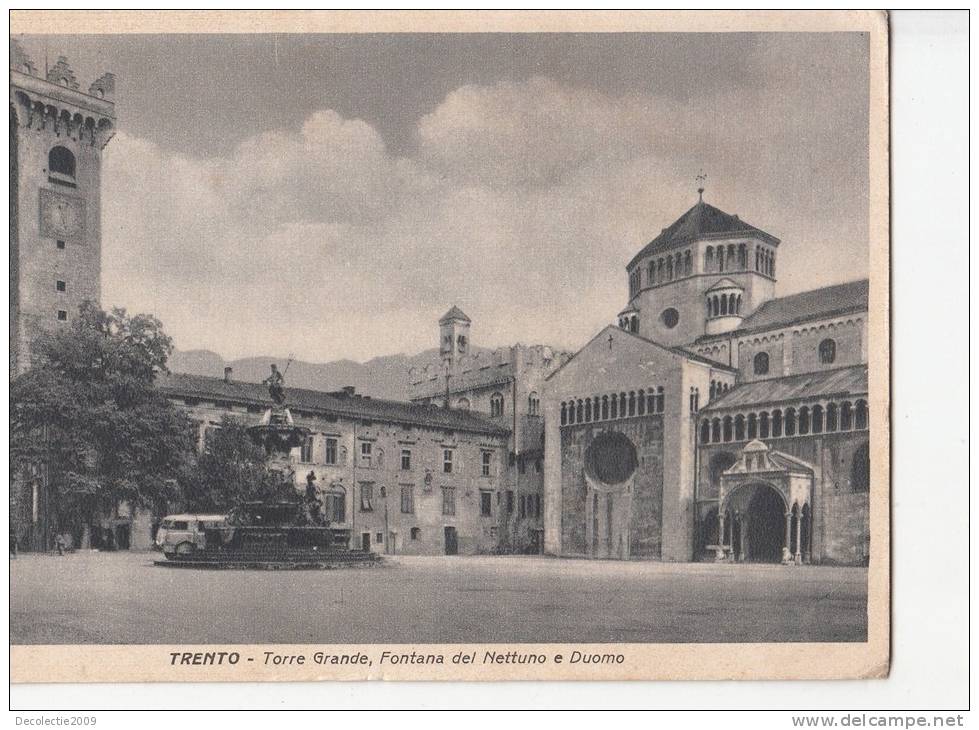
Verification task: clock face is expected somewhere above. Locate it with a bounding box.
[39,189,85,239]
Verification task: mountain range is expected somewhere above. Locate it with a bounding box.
[166,347,497,402]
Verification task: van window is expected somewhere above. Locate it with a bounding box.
[171,521,189,530]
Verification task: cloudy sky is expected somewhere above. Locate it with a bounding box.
[19,33,869,362]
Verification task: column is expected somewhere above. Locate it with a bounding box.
[716,511,726,562]
[740,516,749,562]
[782,511,792,565]
[793,508,802,565]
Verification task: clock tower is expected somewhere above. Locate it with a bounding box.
[9,41,116,373]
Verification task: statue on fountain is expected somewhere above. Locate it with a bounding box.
[263,363,286,406]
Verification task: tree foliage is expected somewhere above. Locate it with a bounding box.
[185,415,296,512]
[10,302,194,532]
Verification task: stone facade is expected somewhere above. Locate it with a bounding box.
[543,325,735,562]
[408,308,570,553]
[9,42,116,374]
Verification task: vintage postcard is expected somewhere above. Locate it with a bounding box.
[8,10,889,683]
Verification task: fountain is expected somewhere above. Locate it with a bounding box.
[157,365,380,570]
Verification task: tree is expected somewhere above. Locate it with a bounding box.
[185,415,296,512]
[10,302,195,543]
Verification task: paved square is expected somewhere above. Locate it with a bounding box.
[10,552,867,644]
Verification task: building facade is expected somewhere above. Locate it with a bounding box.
[159,371,511,556]
[408,307,571,552]
[545,194,870,565]
[9,41,116,374]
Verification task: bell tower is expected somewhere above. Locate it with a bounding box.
[9,40,116,374]
[439,305,471,364]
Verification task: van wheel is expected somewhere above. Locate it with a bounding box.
[174,541,196,556]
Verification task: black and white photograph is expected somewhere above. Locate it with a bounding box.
[8,10,895,688]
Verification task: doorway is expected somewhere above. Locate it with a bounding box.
[746,486,785,562]
[361,532,371,552]
[444,526,458,555]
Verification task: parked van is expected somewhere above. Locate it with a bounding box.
[156,514,227,558]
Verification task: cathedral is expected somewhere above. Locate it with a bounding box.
[543,193,870,565]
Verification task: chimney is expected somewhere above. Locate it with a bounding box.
[223,366,233,383]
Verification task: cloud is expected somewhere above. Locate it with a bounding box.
[101,74,867,363]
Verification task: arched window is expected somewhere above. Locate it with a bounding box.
[759,412,770,439]
[770,255,776,277]
[528,392,540,416]
[684,250,692,276]
[610,394,618,419]
[772,409,783,438]
[819,338,837,364]
[568,402,576,424]
[734,415,745,441]
[718,247,725,272]
[584,398,592,422]
[840,401,853,430]
[720,295,728,315]
[700,419,711,443]
[812,405,824,433]
[855,399,868,430]
[648,261,656,284]
[705,247,714,272]
[601,395,609,420]
[48,146,76,181]
[785,408,797,436]
[490,392,504,417]
[560,402,567,426]
[666,257,674,280]
[736,295,742,314]
[727,244,736,266]
[656,386,665,413]
[628,391,636,416]
[851,442,870,492]
[647,388,656,413]
[722,416,733,442]
[798,406,810,435]
[456,397,471,410]
[826,403,838,431]
[755,249,760,271]
[637,389,646,415]
[410,527,421,540]
[753,352,769,376]
[711,418,721,442]
[738,243,747,269]
[709,381,716,400]
[712,296,720,317]
[728,293,736,314]
[576,399,584,423]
